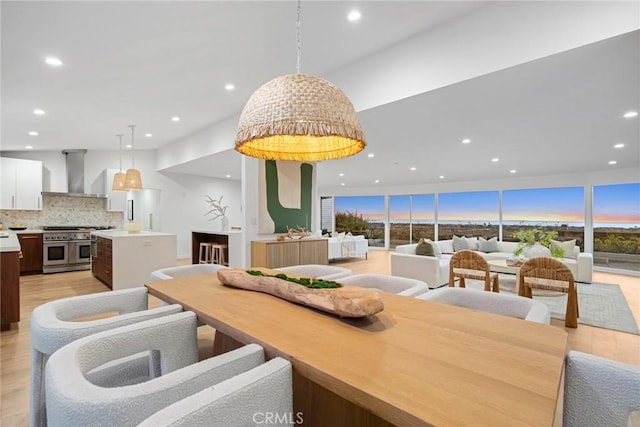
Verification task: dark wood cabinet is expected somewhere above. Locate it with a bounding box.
[91,237,112,289]
[1,251,20,330]
[17,233,43,275]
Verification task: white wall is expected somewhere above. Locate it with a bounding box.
[1,150,241,259]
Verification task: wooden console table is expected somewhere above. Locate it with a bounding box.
[146,273,568,426]
[251,238,328,268]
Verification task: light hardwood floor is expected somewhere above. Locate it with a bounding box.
[1,249,638,426]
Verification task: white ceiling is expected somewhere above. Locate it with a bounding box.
[2,1,638,190]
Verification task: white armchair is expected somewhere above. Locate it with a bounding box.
[338,273,429,297]
[149,263,227,281]
[45,311,268,427]
[30,288,183,427]
[417,287,551,324]
[138,357,293,427]
[564,351,640,427]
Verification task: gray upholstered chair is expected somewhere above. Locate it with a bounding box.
[30,288,183,427]
[338,273,429,297]
[45,311,269,427]
[138,357,293,427]
[149,263,228,281]
[276,264,353,281]
[417,287,551,324]
[564,351,640,427]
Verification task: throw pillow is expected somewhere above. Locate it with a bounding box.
[415,238,435,256]
[478,236,500,253]
[426,239,442,258]
[452,235,468,252]
[464,237,479,251]
[550,239,577,259]
[439,240,454,254]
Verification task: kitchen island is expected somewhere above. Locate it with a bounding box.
[91,230,177,290]
[0,231,21,330]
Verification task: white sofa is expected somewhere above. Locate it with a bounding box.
[327,235,368,261]
[391,238,593,288]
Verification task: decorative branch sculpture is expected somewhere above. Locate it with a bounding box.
[204,195,228,220]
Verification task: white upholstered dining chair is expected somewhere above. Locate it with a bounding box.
[338,273,429,297]
[417,287,551,324]
[45,311,277,427]
[30,288,183,427]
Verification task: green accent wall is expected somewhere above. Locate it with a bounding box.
[265,160,313,233]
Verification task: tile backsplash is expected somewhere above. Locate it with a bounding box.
[1,195,123,229]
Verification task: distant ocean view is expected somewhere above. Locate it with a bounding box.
[368,219,638,229]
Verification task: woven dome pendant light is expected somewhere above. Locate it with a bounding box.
[112,134,126,191]
[234,0,366,161]
[123,124,142,190]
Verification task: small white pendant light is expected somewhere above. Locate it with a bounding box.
[112,134,126,191]
[123,124,142,191]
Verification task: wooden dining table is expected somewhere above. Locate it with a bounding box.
[146,271,568,427]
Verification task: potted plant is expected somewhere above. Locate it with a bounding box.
[512,228,565,258]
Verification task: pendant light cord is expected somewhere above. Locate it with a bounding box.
[116,134,123,171]
[128,125,136,168]
[296,0,302,74]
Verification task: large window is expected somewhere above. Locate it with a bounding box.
[437,191,499,240]
[389,194,435,248]
[593,183,640,271]
[334,195,385,247]
[502,187,585,248]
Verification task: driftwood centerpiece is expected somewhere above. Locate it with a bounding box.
[217,268,384,317]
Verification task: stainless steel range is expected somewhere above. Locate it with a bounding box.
[43,226,110,273]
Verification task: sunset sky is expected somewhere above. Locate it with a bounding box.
[335,183,639,226]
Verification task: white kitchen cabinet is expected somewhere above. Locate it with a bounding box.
[0,157,42,210]
[91,168,127,212]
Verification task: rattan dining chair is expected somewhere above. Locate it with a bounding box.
[449,250,500,292]
[519,257,579,328]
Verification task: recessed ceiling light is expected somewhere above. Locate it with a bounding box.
[374,179,380,183]
[225,83,235,91]
[623,111,638,118]
[462,138,471,144]
[510,169,517,174]
[614,143,625,149]
[33,109,45,115]
[28,131,39,136]
[340,182,345,186]
[25,145,33,150]
[145,133,152,138]
[45,57,63,66]
[126,144,132,149]
[225,174,231,178]
[367,153,374,158]
[491,158,500,162]
[171,116,180,122]
[410,166,416,171]
[439,175,445,179]
[347,10,361,21]
[608,160,617,165]
[339,173,344,177]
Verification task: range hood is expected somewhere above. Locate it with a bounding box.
[41,149,107,198]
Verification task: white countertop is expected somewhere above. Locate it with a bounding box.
[192,229,242,235]
[3,228,43,234]
[92,230,176,239]
[0,231,21,252]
